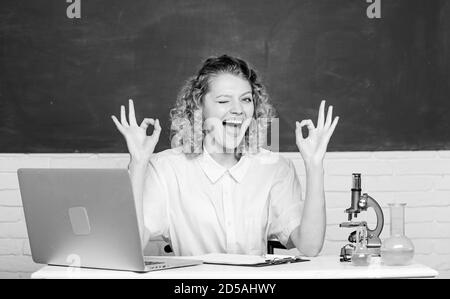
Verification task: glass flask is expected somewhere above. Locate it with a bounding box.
[351,225,371,266]
[380,203,415,266]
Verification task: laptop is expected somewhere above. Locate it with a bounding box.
[17,168,202,272]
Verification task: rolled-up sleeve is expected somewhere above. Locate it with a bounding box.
[142,157,170,242]
[268,158,303,247]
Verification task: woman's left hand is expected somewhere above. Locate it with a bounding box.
[295,100,339,167]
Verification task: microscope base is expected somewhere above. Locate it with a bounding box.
[340,245,381,262]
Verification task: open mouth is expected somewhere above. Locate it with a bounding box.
[222,119,243,137]
[222,119,243,127]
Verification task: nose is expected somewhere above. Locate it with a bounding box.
[230,99,244,115]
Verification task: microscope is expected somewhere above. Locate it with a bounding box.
[339,173,384,262]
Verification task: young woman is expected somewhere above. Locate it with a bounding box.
[111,55,339,257]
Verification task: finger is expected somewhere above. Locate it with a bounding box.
[151,119,162,140]
[326,116,339,139]
[140,118,155,131]
[317,100,325,129]
[296,119,315,139]
[295,121,304,145]
[120,105,129,127]
[324,105,333,129]
[128,99,137,126]
[111,115,125,135]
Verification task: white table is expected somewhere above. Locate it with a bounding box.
[31,255,438,279]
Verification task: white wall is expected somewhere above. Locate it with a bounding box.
[1,151,449,278]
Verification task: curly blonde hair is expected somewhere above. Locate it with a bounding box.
[169,55,277,155]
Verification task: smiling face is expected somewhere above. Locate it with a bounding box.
[202,73,254,152]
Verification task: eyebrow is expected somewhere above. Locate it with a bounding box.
[215,91,252,99]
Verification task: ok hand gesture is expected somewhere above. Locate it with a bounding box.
[295,100,339,167]
[111,99,161,164]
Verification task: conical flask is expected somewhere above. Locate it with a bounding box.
[351,225,371,266]
[380,203,415,266]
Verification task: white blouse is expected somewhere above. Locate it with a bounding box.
[143,146,304,256]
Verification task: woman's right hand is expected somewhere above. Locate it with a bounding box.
[111,99,161,164]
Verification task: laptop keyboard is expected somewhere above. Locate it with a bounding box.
[144,261,165,265]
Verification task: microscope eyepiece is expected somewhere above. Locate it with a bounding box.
[352,173,361,190]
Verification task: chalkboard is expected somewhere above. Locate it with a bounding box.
[1,0,449,152]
